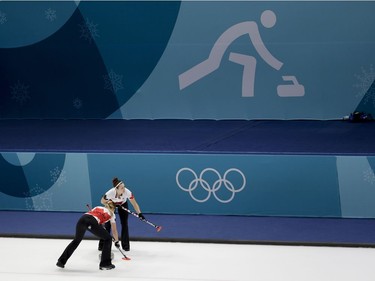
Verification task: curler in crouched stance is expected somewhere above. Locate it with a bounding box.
[56,201,119,270]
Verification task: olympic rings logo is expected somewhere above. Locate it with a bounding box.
[176,168,246,203]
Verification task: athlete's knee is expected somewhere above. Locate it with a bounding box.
[103,235,112,242]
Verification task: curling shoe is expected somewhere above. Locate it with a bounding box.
[56,261,65,268]
[99,264,115,270]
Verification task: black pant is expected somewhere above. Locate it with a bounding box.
[99,202,130,250]
[58,214,113,267]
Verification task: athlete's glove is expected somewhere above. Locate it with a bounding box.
[138,213,146,220]
[114,241,120,248]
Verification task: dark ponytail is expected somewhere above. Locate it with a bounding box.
[113,177,122,188]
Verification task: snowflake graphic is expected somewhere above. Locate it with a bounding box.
[103,69,124,93]
[50,166,67,186]
[24,184,53,211]
[78,18,100,43]
[10,80,31,105]
[363,167,375,185]
[0,11,7,24]
[24,198,33,210]
[22,183,43,198]
[45,8,57,22]
[73,97,83,109]
[353,65,375,103]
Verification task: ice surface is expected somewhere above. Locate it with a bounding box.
[1,237,375,281]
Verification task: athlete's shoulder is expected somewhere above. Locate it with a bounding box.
[105,188,116,197]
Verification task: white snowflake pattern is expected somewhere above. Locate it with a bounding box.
[103,69,124,93]
[353,65,375,104]
[45,8,57,22]
[24,197,33,210]
[10,80,30,105]
[363,167,375,185]
[50,166,67,186]
[78,18,100,43]
[24,184,53,211]
[0,11,7,24]
[73,97,83,109]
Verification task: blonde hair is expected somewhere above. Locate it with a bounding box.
[105,200,116,215]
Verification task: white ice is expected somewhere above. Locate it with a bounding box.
[1,237,375,281]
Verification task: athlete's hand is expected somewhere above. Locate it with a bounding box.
[138,213,146,220]
[114,241,120,248]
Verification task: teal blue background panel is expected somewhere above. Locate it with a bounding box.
[0,152,360,218]
[119,1,375,120]
[1,1,374,119]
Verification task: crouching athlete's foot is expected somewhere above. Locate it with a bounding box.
[99,264,115,270]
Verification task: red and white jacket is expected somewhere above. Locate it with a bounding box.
[103,187,134,205]
[86,206,116,225]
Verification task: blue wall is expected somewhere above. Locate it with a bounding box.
[1,152,375,219]
[0,1,374,119]
[1,1,375,219]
